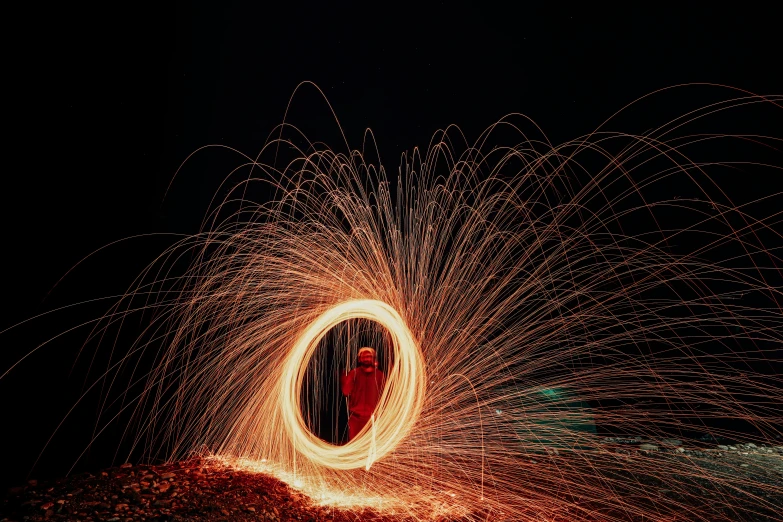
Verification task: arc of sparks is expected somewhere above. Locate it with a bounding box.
[31,86,781,520]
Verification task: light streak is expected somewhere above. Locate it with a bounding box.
[280,299,425,470]
[15,86,783,520]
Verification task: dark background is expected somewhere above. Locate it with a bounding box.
[2,2,781,491]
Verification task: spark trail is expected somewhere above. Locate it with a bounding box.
[15,86,783,520]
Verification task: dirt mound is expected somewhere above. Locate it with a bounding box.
[0,457,403,521]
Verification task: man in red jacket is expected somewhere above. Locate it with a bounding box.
[341,347,386,442]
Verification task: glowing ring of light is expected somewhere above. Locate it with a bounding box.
[280,299,426,470]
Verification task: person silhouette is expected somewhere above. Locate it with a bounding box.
[340,347,386,441]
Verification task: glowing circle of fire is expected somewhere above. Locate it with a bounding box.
[280,299,425,470]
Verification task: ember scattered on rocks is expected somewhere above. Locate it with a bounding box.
[2,441,781,521]
[0,457,413,522]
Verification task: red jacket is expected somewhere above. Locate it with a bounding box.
[341,368,386,417]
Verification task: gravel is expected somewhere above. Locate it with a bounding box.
[0,457,410,522]
[2,442,781,521]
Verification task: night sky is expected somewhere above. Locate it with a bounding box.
[2,3,781,491]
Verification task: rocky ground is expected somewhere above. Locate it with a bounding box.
[1,440,781,522]
[0,457,400,522]
[589,438,783,521]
